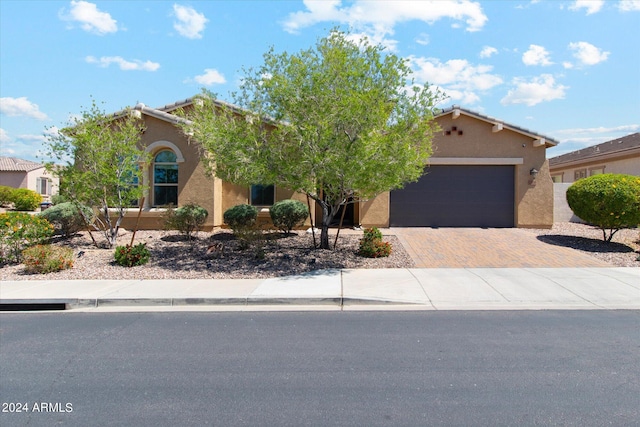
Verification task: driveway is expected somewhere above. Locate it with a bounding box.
[391,228,609,268]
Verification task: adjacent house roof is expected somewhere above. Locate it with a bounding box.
[436,106,559,147]
[549,132,640,167]
[0,156,45,172]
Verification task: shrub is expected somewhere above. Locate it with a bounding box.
[39,202,90,238]
[223,204,261,250]
[114,243,150,267]
[163,203,209,240]
[11,188,42,211]
[358,227,391,258]
[22,245,74,274]
[51,194,69,205]
[270,199,309,234]
[567,174,640,242]
[0,186,14,206]
[0,212,54,264]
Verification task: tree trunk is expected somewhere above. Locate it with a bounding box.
[317,200,336,250]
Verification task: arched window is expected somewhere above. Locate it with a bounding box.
[153,150,178,206]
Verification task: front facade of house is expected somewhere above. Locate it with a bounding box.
[118,99,557,231]
[0,157,59,203]
[549,132,640,183]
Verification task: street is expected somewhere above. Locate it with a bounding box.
[1,311,638,426]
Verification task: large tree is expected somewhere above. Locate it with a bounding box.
[43,99,149,248]
[182,30,441,249]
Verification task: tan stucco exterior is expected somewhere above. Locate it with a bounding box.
[117,102,555,231]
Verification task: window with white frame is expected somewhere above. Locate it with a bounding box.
[589,167,605,176]
[574,169,587,181]
[36,177,52,196]
[153,150,178,206]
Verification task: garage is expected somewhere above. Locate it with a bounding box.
[390,165,515,227]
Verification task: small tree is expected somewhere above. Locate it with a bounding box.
[163,203,209,240]
[179,30,441,249]
[567,174,640,242]
[43,99,149,248]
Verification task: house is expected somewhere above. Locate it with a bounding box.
[0,156,59,203]
[549,132,640,183]
[112,99,558,230]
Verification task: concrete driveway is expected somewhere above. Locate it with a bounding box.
[391,228,609,268]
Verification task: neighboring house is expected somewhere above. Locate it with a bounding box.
[0,156,59,203]
[549,132,640,183]
[112,99,558,230]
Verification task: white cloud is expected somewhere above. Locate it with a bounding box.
[59,1,118,35]
[500,74,567,106]
[522,44,553,66]
[554,124,640,135]
[409,57,502,105]
[569,0,604,15]
[282,0,488,45]
[479,46,497,58]
[173,4,208,39]
[568,41,610,66]
[618,0,640,11]
[0,97,50,120]
[416,33,430,46]
[85,56,160,71]
[191,69,227,86]
[0,128,9,143]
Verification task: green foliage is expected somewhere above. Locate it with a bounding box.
[22,245,74,274]
[51,194,69,205]
[163,203,209,240]
[567,174,640,242]
[0,212,54,264]
[39,202,91,238]
[358,227,391,258]
[114,243,150,267]
[269,199,308,234]
[223,204,261,250]
[179,29,441,249]
[11,188,42,211]
[42,98,150,248]
[0,186,14,206]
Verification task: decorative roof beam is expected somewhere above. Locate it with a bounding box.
[533,138,546,147]
[492,123,503,133]
[452,108,460,119]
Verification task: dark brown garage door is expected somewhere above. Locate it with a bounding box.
[390,165,515,227]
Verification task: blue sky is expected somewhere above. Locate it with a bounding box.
[1,0,639,162]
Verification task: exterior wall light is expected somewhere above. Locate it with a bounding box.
[530,168,539,177]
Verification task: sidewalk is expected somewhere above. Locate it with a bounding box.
[1,267,639,311]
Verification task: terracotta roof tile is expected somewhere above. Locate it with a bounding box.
[0,156,45,172]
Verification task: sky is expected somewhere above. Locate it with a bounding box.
[1,0,639,162]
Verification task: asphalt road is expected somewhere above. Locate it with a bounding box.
[1,311,638,426]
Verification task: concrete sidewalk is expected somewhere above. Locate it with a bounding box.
[1,267,639,311]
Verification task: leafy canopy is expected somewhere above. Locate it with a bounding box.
[180,30,442,248]
[43,99,149,248]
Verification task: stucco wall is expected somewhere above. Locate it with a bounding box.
[551,154,640,183]
[359,113,554,228]
[0,168,59,202]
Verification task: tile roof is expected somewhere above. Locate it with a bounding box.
[0,156,45,172]
[549,132,640,166]
[436,106,559,147]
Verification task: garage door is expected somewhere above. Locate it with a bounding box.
[390,165,515,227]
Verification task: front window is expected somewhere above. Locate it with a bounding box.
[153,150,178,206]
[250,184,275,206]
[590,167,604,176]
[574,169,587,181]
[37,177,51,196]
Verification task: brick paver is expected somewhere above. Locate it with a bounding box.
[390,228,609,268]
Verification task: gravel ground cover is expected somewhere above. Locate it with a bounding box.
[2,222,638,280]
[1,229,413,280]
[524,222,640,268]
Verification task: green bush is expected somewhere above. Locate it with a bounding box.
[163,203,209,240]
[114,243,150,267]
[0,212,54,264]
[11,188,42,211]
[39,202,90,238]
[567,174,640,241]
[51,194,69,205]
[269,199,309,234]
[358,227,391,258]
[0,185,14,206]
[223,204,261,250]
[22,245,74,274]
